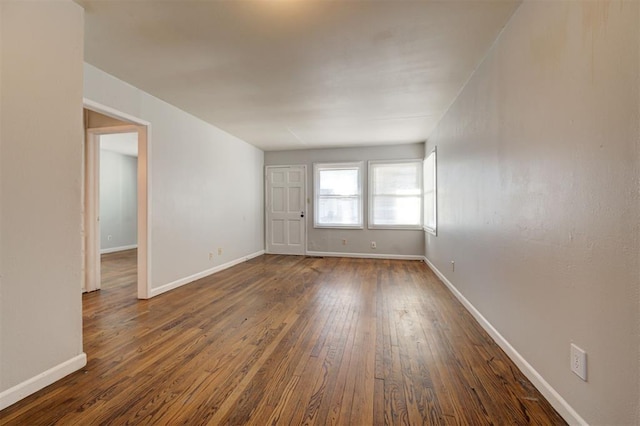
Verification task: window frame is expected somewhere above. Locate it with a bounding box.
[368,159,423,230]
[423,147,437,236]
[313,161,364,229]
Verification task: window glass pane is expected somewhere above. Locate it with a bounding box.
[317,196,359,225]
[373,163,421,195]
[369,160,422,228]
[314,162,363,228]
[318,169,358,196]
[423,150,437,233]
[372,195,421,226]
[423,192,435,226]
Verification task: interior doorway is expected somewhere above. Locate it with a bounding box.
[83,102,150,299]
[98,131,138,290]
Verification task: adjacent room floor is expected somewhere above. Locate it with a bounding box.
[100,248,137,290]
[0,255,565,425]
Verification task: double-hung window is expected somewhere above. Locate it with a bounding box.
[368,160,422,229]
[314,162,363,228]
[423,148,437,235]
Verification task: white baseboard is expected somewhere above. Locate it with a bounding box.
[306,251,423,261]
[100,244,137,254]
[0,353,87,411]
[422,257,587,426]
[150,250,265,298]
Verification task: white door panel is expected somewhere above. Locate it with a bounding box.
[288,220,302,245]
[266,166,306,255]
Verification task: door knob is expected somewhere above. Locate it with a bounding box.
[300,212,305,218]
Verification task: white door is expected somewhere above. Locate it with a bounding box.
[266,166,306,255]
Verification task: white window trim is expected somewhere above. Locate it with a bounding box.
[313,161,364,229]
[423,147,437,236]
[368,159,423,230]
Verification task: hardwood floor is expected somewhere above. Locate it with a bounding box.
[0,255,566,425]
[100,248,137,290]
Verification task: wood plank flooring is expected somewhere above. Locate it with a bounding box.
[100,248,137,290]
[0,255,566,425]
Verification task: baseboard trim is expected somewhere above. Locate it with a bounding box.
[306,251,423,261]
[100,244,137,254]
[150,250,265,298]
[0,353,87,411]
[422,257,587,426]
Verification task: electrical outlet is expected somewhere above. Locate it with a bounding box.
[370,241,376,249]
[218,248,223,255]
[209,252,214,261]
[570,343,587,381]
[342,239,347,245]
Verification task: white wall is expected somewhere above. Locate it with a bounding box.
[0,0,86,407]
[425,2,639,424]
[265,143,424,257]
[100,149,137,252]
[84,63,265,293]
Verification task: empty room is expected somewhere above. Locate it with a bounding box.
[0,1,638,425]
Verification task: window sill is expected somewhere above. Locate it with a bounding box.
[423,226,437,236]
[314,225,364,230]
[368,225,423,231]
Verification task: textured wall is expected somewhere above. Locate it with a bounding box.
[100,149,138,252]
[1,0,85,393]
[84,63,265,290]
[425,2,639,423]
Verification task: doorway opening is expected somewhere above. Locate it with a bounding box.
[83,102,150,299]
[98,131,138,291]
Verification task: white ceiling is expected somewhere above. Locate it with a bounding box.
[78,0,520,151]
[100,132,139,157]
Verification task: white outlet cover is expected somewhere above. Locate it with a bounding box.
[570,343,587,381]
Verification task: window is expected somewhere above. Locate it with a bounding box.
[314,162,363,228]
[423,147,437,235]
[369,160,422,229]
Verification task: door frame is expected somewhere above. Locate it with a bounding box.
[265,164,307,256]
[83,98,152,299]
